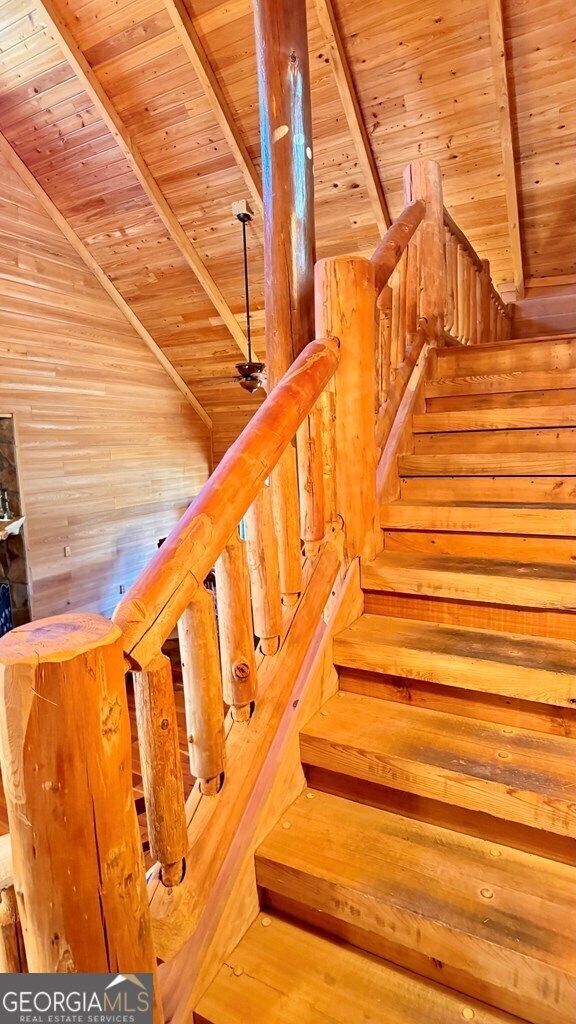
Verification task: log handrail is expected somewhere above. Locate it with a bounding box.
[371,198,426,293]
[113,336,339,671]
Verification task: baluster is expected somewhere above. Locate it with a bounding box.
[479,259,491,343]
[451,234,459,340]
[0,615,160,1003]
[270,445,302,605]
[0,846,26,973]
[215,528,258,722]
[133,651,188,886]
[390,269,401,375]
[377,284,393,405]
[244,482,282,654]
[470,264,478,344]
[490,292,497,340]
[464,254,474,344]
[177,584,225,794]
[397,248,407,363]
[405,236,419,342]
[318,384,338,530]
[297,403,325,556]
[444,227,454,336]
[457,244,467,343]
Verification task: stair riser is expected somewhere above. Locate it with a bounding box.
[436,339,576,378]
[257,872,570,1024]
[399,454,576,476]
[413,408,576,433]
[426,387,576,413]
[382,529,576,564]
[381,505,576,536]
[400,477,576,503]
[363,590,574,640]
[425,368,576,400]
[361,570,575,613]
[414,427,576,454]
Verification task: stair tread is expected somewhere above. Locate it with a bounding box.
[194,913,518,1024]
[361,550,576,610]
[256,791,576,1021]
[399,453,576,476]
[333,613,576,705]
[301,692,576,836]
[413,407,576,432]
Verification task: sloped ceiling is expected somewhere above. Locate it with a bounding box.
[0,0,573,450]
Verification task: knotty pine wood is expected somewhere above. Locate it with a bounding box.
[0,151,210,621]
[195,913,518,1024]
[0,0,571,462]
[256,789,576,1024]
[301,690,576,836]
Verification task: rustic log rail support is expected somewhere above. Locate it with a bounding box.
[214,529,258,720]
[131,653,188,886]
[270,446,302,606]
[0,837,26,974]
[0,614,160,1010]
[245,483,283,655]
[177,586,226,793]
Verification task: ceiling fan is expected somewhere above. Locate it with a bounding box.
[195,205,266,394]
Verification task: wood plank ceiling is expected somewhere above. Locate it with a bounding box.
[0,0,573,453]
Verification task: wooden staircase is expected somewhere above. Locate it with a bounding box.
[196,336,576,1024]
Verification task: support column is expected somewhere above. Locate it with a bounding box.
[403,160,445,343]
[0,614,160,1014]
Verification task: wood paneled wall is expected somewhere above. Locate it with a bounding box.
[513,281,576,338]
[0,153,211,621]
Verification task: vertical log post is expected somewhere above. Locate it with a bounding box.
[377,284,393,404]
[0,614,160,1011]
[270,446,302,604]
[315,255,377,561]
[0,886,26,973]
[177,585,226,794]
[444,227,454,336]
[215,528,258,721]
[253,0,320,571]
[390,269,401,374]
[132,652,188,886]
[397,248,407,363]
[457,244,467,343]
[318,385,338,530]
[244,483,283,654]
[450,233,459,340]
[470,264,478,344]
[403,160,445,343]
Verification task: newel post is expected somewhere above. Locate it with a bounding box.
[404,160,445,343]
[0,614,161,1015]
[315,256,378,561]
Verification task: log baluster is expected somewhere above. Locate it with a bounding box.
[318,384,338,530]
[397,248,407,363]
[178,584,226,793]
[297,403,325,556]
[377,284,393,404]
[457,244,467,343]
[405,237,419,342]
[470,262,478,344]
[244,483,283,654]
[270,445,302,605]
[0,884,26,973]
[450,233,459,339]
[0,615,161,1013]
[444,226,454,335]
[215,528,258,721]
[479,258,491,343]
[390,268,401,375]
[132,652,188,886]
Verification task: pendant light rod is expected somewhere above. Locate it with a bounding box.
[237,211,252,362]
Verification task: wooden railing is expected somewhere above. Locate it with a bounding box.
[0,158,513,995]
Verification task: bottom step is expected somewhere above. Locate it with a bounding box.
[194,913,519,1024]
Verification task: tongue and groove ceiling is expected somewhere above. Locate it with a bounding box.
[0,0,573,438]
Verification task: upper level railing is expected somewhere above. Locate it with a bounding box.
[0,158,512,995]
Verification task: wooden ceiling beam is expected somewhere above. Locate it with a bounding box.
[164,0,263,217]
[487,0,524,299]
[314,0,391,234]
[36,0,252,361]
[0,131,213,430]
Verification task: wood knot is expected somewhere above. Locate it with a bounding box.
[233,661,251,680]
